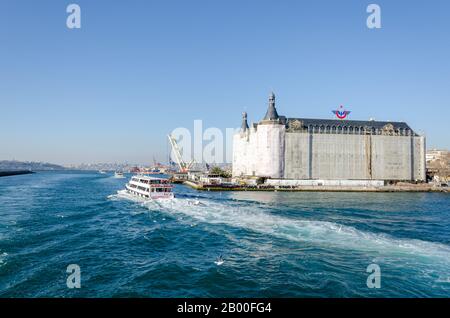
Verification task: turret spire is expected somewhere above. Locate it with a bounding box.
[241,112,249,132]
[263,92,279,121]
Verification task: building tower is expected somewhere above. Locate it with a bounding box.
[256,92,285,178]
[241,112,249,132]
[262,92,279,121]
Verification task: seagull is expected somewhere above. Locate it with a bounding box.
[188,199,202,206]
[214,255,224,266]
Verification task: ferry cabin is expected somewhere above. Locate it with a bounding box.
[126,176,174,199]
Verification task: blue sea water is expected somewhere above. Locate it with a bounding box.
[0,171,449,297]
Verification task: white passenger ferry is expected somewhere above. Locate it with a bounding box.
[121,175,174,199]
[114,171,125,178]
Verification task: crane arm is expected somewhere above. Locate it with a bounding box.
[167,134,187,172]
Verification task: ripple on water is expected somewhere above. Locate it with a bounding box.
[1,172,450,297]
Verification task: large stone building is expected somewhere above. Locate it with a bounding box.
[232,93,426,181]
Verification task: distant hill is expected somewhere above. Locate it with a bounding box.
[0,160,66,171]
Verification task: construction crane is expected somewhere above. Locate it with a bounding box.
[167,134,195,173]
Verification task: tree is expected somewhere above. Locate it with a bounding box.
[209,166,231,178]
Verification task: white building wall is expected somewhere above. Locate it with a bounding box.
[255,123,285,178]
[232,132,249,177]
[232,127,258,177]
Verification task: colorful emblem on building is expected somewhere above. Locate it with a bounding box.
[332,105,351,120]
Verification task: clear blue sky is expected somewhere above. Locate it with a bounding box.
[1,0,449,165]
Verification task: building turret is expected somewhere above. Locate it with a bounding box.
[256,92,285,178]
[262,92,279,121]
[241,112,249,132]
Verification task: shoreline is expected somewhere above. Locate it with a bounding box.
[0,170,34,177]
[182,181,449,193]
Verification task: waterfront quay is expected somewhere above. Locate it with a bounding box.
[182,180,449,193]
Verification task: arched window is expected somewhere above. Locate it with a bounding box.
[320,125,325,133]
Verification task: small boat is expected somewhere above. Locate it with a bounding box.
[99,170,107,174]
[139,167,162,175]
[114,171,125,178]
[120,175,174,199]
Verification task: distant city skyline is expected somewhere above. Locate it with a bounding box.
[1,1,449,165]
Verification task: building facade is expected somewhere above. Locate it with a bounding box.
[232,93,426,181]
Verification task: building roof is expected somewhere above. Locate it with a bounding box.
[262,92,280,121]
[286,118,416,134]
[243,93,419,135]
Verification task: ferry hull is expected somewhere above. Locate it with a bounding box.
[125,184,174,199]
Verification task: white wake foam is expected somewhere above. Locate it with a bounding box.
[108,191,151,203]
[149,198,450,263]
[0,252,7,266]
